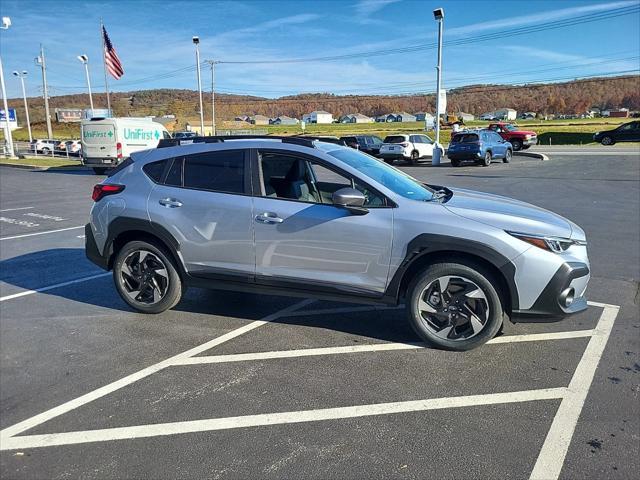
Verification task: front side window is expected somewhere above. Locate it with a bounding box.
[183,150,245,194]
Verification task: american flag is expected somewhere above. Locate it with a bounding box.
[102,26,124,80]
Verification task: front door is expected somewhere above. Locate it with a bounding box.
[252,150,394,295]
[147,148,255,280]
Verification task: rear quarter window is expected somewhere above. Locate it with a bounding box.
[142,159,167,182]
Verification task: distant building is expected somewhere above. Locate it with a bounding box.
[414,112,432,122]
[270,115,299,125]
[608,108,629,118]
[494,108,517,121]
[55,108,84,123]
[377,112,416,123]
[339,113,373,123]
[249,114,270,125]
[235,115,250,122]
[457,112,475,122]
[302,110,334,124]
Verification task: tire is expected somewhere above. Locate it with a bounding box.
[93,167,108,175]
[451,158,461,167]
[41,147,50,154]
[601,136,614,146]
[406,262,504,351]
[410,150,419,164]
[482,151,492,166]
[113,240,183,314]
[511,139,523,151]
[384,158,395,165]
[503,149,512,163]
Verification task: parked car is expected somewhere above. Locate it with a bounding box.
[56,140,82,156]
[593,121,640,145]
[487,122,537,151]
[297,135,346,145]
[340,135,384,157]
[173,131,196,139]
[447,130,513,167]
[81,117,171,175]
[86,136,590,351]
[379,134,434,164]
[30,139,58,154]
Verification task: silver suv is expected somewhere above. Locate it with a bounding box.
[86,136,590,350]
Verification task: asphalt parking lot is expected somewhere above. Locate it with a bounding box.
[0,149,638,479]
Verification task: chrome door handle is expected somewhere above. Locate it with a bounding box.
[255,212,283,224]
[159,198,183,208]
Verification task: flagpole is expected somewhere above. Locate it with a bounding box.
[100,19,112,116]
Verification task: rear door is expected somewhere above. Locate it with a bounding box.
[147,148,255,280]
[82,122,116,161]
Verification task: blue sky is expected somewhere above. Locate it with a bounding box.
[1,0,639,99]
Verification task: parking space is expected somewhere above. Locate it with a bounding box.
[0,152,638,479]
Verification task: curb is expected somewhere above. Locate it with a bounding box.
[0,163,88,172]
[514,151,550,161]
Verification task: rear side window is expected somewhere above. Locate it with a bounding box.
[384,136,406,143]
[451,134,478,143]
[183,150,245,194]
[142,159,167,182]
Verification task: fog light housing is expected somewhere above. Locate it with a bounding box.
[559,287,575,308]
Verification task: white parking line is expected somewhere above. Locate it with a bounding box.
[174,329,596,366]
[0,225,84,241]
[0,272,111,302]
[530,303,620,480]
[1,388,567,450]
[0,207,34,212]
[0,298,314,441]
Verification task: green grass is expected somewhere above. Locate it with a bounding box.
[0,157,83,168]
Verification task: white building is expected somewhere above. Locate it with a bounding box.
[339,113,373,123]
[303,110,334,124]
[494,108,517,121]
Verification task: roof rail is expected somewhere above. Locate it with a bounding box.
[157,135,316,149]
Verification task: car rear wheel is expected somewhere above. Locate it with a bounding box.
[451,158,461,167]
[410,150,419,164]
[113,240,183,314]
[482,151,492,166]
[511,139,523,151]
[406,262,504,351]
[503,149,512,163]
[601,136,614,146]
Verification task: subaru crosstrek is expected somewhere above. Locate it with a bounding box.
[86,136,590,350]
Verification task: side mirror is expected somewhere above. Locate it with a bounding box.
[332,187,368,215]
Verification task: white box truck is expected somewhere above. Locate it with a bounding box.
[81,117,171,174]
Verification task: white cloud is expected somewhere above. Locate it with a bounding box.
[355,0,402,17]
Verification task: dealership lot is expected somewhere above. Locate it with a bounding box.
[1,151,638,479]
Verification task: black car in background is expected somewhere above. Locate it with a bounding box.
[340,135,384,157]
[593,121,640,145]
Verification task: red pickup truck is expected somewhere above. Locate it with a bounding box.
[487,122,538,151]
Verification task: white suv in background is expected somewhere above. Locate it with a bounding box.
[31,139,58,154]
[379,134,434,164]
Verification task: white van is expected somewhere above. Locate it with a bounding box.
[81,117,171,174]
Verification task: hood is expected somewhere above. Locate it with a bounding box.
[511,129,537,136]
[444,188,574,239]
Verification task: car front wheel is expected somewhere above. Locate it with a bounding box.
[406,262,504,351]
[113,240,183,314]
[511,139,523,151]
[503,149,512,163]
[601,136,614,146]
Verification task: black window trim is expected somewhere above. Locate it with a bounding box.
[250,148,396,208]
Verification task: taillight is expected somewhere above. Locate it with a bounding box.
[92,184,125,202]
[400,142,410,147]
[116,142,123,159]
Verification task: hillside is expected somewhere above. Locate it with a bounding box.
[5,75,639,131]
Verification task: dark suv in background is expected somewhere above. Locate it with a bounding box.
[340,135,384,157]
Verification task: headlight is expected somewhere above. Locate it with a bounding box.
[508,231,587,253]
[524,134,531,139]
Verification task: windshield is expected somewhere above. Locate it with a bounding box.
[321,146,435,201]
[383,136,407,144]
[504,124,518,131]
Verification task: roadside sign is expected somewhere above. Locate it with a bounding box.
[301,121,306,132]
[438,90,447,114]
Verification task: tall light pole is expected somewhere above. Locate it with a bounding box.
[77,54,94,117]
[35,45,53,139]
[0,16,15,158]
[193,36,204,135]
[206,60,218,136]
[432,7,444,166]
[12,71,32,143]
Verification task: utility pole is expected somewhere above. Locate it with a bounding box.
[193,36,204,135]
[35,45,53,139]
[0,16,15,158]
[13,71,32,142]
[206,60,218,136]
[432,7,444,166]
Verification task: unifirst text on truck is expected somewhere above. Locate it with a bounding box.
[81,117,170,174]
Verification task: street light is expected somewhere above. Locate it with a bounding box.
[77,54,94,116]
[0,16,16,158]
[193,36,205,135]
[12,71,32,143]
[432,7,444,166]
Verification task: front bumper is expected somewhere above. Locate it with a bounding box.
[523,137,538,146]
[512,261,589,321]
